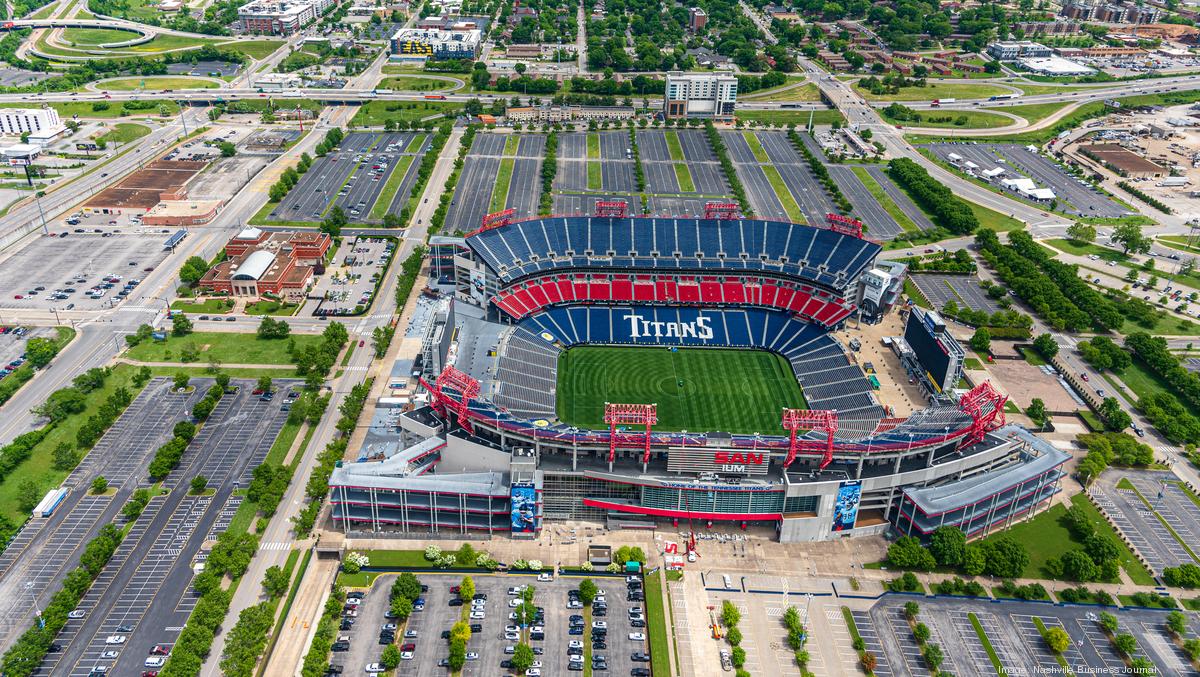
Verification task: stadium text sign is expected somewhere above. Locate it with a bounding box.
[623,312,714,340]
[667,446,771,476]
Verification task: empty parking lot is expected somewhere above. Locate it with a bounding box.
[909,274,1003,314]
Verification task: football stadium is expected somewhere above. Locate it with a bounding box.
[329,207,1069,543]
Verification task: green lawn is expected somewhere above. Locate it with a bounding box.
[97,122,151,145]
[586,161,602,191]
[889,109,1015,130]
[850,166,920,233]
[1116,358,1200,417]
[1044,238,1128,262]
[170,298,235,314]
[855,81,1014,102]
[586,133,600,160]
[672,163,696,192]
[736,109,844,126]
[227,39,285,60]
[61,27,140,46]
[1019,346,1047,366]
[557,346,807,434]
[244,300,300,316]
[490,158,515,212]
[378,75,455,92]
[988,102,1071,125]
[1119,311,1200,337]
[761,165,804,223]
[100,76,219,91]
[976,493,1154,585]
[741,82,820,102]
[0,363,142,523]
[146,365,300,379]
[963,357,985,370]
[968,202,1025,233]
[125,332,322,365]
[742,131,770,163]
[503,135,520,156]
[0,101,179,118]
[644,570,672,677]
[369,153,416,219]
[350,100,462,127]
[124,34,218,53]
[1159,236,1200,255]
[664,130,686,162]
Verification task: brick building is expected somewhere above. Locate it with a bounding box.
[199,228,331,302]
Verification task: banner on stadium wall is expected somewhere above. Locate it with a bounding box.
[468,269,487,306]
[831,480,862,532]
[510,484,538,533]
[666,447,771,476]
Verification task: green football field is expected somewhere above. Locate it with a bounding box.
[555,346,806,434]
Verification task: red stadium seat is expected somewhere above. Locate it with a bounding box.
[544,279,563,303]
[558,277,575,301]
[678,283,700,303]
[633,282,654,301]
[700,281,721,303]
[657,279,677,301]
[612,278,633,301]
[724,282,745,304]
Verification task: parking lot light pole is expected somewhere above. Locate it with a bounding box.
[25,582,42,628]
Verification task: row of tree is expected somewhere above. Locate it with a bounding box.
[788,129,852,214]
[148,384,220,480]
[887,528,1029,578]
[1007,230,1124,331]
[976,228,1093,332]
[300,587,347,676]
[888,158,978,235]
[294,378,370,536]
[705,122,752,217]
[539,131,558,214]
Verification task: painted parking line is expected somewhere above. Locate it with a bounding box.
[1012,614,1089,673]
[852,609,894,677]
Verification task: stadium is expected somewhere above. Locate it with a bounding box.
[329,206,1069,543]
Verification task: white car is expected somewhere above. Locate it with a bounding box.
[68,610,86,619]
[505,630,520,641]
[465,652,480,661]
[145,657,166,668]
[365,664,385,674]
[344,598,362,606]
[629,632,646,641]
[505,645,517,654]
[567,600,583,609]
[509,599,521,607]
[469,611,485,620]
[595,595,606,604]
[593,621,607,629]
[400,650,414,660]
[508,587,525,596]
[526,670,542,677]
[105,636,126,645]
[537,573,553,582]
[505,625,520,634]
[568,640,584,649]
[100,650,118,659]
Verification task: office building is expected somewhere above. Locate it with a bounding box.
[390,27,482,60]
[986,41,1052,60]
[238,0,336,36]
[0,107,63,140]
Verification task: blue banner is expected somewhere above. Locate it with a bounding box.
[510,484,537,533]
[832,480,862,532]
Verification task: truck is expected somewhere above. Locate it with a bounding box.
[32,488,67,518]
[930,98,955,107]
[373,88,393,95]
[424,94,447,100]
[989,93,1018,101]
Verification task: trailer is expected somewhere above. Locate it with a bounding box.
[32,488,67,518]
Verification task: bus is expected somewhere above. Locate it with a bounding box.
[988,93,1018,101]
[33,488,67,518]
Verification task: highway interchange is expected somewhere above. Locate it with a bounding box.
[0,2,1199,674]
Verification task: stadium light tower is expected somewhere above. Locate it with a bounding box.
[418,365,482,435]
[957,381,1008,448]
[604,403,658,471]
[781,409,838,470]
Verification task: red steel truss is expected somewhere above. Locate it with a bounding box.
[826,213,864,239]
[781,409,838,470]
[605,403,658,464]
[473,208,516,234]
[595,200,628,218]
[705,202,740,220]
[958,381,1008,447]
[419,365,482,434]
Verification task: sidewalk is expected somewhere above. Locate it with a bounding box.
[267,554,339,674]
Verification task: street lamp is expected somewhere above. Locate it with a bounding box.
[25,582,42,628]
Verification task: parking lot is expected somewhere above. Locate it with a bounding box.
[863,166,936,231]
[165,60,240,77]
[909,274,1002,314]
[0,232,167,311]
[312,236,396,315]
[1094,470,1200,575]
[722,130,836,225]
[443,134,545,232]
[927,142,1128,218]
[56,379,298,676]
[269,131,430,225]
[333,572,651,677]
[0,325,49,369]
[826,166,904,240]
[857,595,1194,676]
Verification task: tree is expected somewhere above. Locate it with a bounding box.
[1113,633,1137,657]
[913,622,931,644]
[970,327,992,353]
[1033,333,1059,360]
[1112,222,1151,255]
[52,442,78,471]
[731,646,746,667]
[1042,625,1070,654]
[1060,549,1097,581]
[459,575,475,603]
[16,478,39,512]
[983,536,1029,578]
[1067,222,1097,245]
[179,256,210,285]
[929,526,966,567]
[1167,610,1187,637]
[190,475,208,495]
[372,325,395,358]
[172,313,193,337]
[963,545,987,576]
[24,337,59,368]
[456,543,477,565]
[904,601,920,620]
[1100,611,1119,633]
[393,572,421,601]
[726,627,743,646]
[174,373,191,391]
[257,317,291,340]
[380,644,401,669]
[721,600,741,628]
[578,578,598,605]
[218,141,237,157]
[861,651,878,671]
[91,476,108,494]
[256,376,273,394]
[923,643,944,671]
[511,642,535,672]
[1026,398,1047,425]
[263,565,289,599]
[390,595,412,620]
[1099,397,1132,431]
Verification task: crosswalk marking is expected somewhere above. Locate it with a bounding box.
[259,542,291,551]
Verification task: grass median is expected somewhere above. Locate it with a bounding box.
[587,161,602,191]
[761,165,804,223]
[664,130,686,162]
[743,131,771,163]
[490,158,515,213]
[586,133,600,160]
[672,163,696,192]
[850,166,920,233]
[644,570,671,677]
[369,153,416,219]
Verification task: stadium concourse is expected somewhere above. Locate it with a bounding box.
[329,211,1069,543]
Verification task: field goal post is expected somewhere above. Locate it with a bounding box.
[604,402,658,469]
[781,409,838,470]
[419,365,482,434]
[958,381,1008,447]
[595,200,628,218]
[704,202,740,220]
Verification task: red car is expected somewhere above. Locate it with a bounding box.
[359,340,365,347]
[1081,373,1090,382]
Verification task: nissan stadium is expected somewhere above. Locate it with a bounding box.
[329,207,1068,543]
